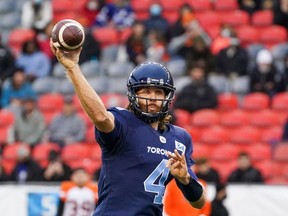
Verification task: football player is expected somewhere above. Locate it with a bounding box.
[51,40,206,215]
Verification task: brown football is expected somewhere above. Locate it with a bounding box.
[51,19,85,51]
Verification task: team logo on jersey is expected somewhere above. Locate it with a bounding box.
[175,141,186,154]
[159,136,166,143]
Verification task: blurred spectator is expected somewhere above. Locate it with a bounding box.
[93,167,101,182]
[144,3,169,36]
[16,39,51,82]
[227,152,263,183]
[94,0,135,29]
[79,28,101,65]
[47,96,86,148]
[273,0,288,29]
[9,146,43,183]
[126,21,147,65]
[250,49,286,96]
[238,0,261,14]
[21,0,53,33]
[168,4,211,60]
[195,157,221,184]
[262,0,274,9]
[80,0,105,27]
[43,150,72,182]
[173,65,218,113]
[164,178,211,216]
[0,33,15,86]
[146,30,169,63]
[57,168,98,216]
[11,95,45,147]
[1,68,37,109]
[211,183,229,216]
[214,33,249,94]
[282,118,288,141]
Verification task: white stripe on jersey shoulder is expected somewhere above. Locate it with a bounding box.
[115,107,127,110]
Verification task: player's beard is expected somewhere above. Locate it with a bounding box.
[139,100,163,114]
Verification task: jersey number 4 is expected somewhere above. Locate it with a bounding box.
[144,159,169,204]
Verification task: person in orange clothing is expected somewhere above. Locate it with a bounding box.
[57,168,98,216]
[164,178,211,216]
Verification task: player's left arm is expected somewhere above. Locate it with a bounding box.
[166,149,206,209]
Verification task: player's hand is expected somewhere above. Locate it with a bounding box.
[167,149,190,185]
[50,38,82,70]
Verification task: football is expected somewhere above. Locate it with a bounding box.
[51,19,85,51]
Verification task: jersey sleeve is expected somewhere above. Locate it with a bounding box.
[95,107,128,151]
[59,181,75,201]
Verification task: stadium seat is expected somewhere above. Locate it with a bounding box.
[214,0,239,11]
[185,126,202,143]
[42,111,60,126]
[254,160,281,181]
[131,0,153,12]
[241,92,270,111]
[266,176,288,185]
[191,143,211,159]
[259,25,288,49]
[38,93,64,113]
[273,143,288,162]
[200,126,229,145]
[61,143,90,165]
[92,27,119,48]
[166,58,187,78]
[32,77,58,95]
[2,142,30,174]
[52,0,72,12]
[260,126,283,144]
[173,109,191,127]
[187,0,213,11]
[0,128,10,145]
[246,144,271,162]
[220,109,249,128]
[52,62,67,78]
[248,109,281,128]
[217,93,238,111]
[190,109,220,128]
[251,10,273,27]
[218,10,250,27]
[195,11,220,29]
[106,61,134,77]
[32,142,61,168]
[159,0,184,11]
[210,144,239,161]
[210,160,238,183]
[0,109,14,129]
[229,126,261,144]
[85,126,97,144]
[236,25,260,47]
[78,112,94,129]
[100,93,128,108]
[8,28,36,56]
[119,28,132,44]
[271,92,288,112]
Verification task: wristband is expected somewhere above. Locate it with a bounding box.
[175,176,203,202]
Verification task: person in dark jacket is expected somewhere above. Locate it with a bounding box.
[211,183,229,216]
[173,65,218,113]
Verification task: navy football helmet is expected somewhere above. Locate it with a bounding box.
[127,62,175,123]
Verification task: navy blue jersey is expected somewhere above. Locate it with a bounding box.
[93,107,197,216]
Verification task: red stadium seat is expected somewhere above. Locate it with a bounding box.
[210,144,240,161]
[241,93,270,111]
[219,10,250,27]
[38,93,64,113]
[92,27,119,48]
[229,126,261,144]
[162,10,179,24]
[266,176,288,185]
[186,0,213,11]
[248,109,281,128]
[32,142,61,168]
[0,109,14,128]
[251,10,273,27]
[191,143,211,159]
[273,143,288,162]
[220,109,249,128]
[190,109,220,128]
[119,28,132,44]
[217,93,238,111]
[200,126,229,145]
[61,143,90,167]
[259,25,288,49]
[173,109,191,127]
[159,0,184,11]
[214,0,239,11]
[131,0,153,12]
[0,128,10,145]
[2,142,30,174]
[8,28,36,56]
[271,92,288,112]
[196,11,220,29]
[100,93,128,108]
[185,126,203,143]
[86,126,97,144]
[254,160,281,181]
[261,126,283,144]
[78,112,94,130]
[52,0,72,12]
[210,160,238,183]
[246,144,271,162]
[236,25,260,47]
